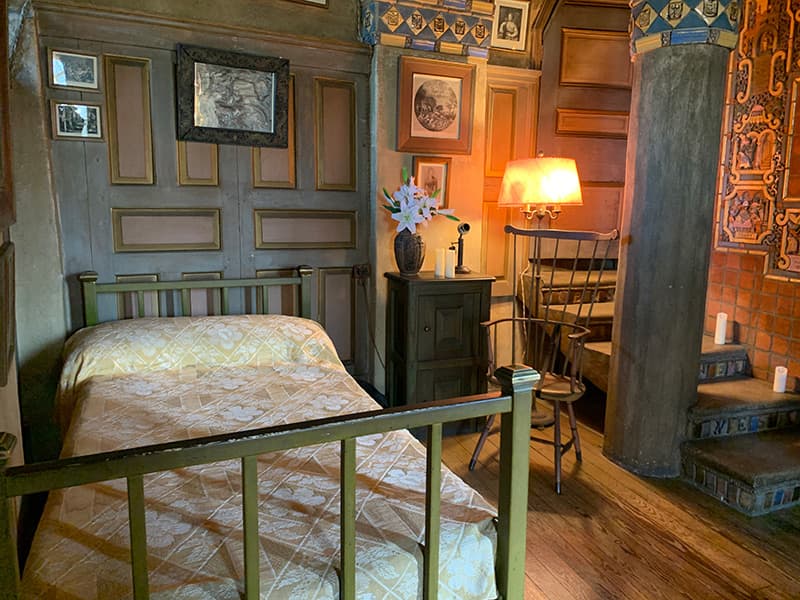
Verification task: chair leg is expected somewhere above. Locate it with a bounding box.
[567,403,582,462]
[553,400,562,494]
[469,413,496,471]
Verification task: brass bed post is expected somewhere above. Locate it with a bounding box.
[495,365,537,599]
[298,265,313,319]
[0,432,19,599]
[79,271,100,327]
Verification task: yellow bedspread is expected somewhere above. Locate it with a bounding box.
[22,315,498,599]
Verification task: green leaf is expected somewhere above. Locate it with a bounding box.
[401,166,409,183]
[382,187,394,202]
[382,205,400,213]
[431,189,440,199]
[444,214,460,221]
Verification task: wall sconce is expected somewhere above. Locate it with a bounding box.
[497,153,583,223]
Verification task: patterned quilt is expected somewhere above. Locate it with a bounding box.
[22,315,498,599]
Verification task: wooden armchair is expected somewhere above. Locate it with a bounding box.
[469,226,618,493]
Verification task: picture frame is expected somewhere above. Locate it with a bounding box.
[491,0,530,52]
[48,48,99,91]
[50,100,104,141]
[176,44,290,148]
[288,0,328,7]
[397,57,475,155]
[413,155,452,208]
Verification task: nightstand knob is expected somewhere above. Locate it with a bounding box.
[423,325,431,333]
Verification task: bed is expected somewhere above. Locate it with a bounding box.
[0,268,536,599]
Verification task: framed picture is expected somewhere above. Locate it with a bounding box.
[48,48,99,91]
[491,0,530,52]
[397,56,475,155]
[176,44,290,148]
[413,156,452,208]
[50,100,103,141]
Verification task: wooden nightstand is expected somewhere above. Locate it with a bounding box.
[385,271,495,409]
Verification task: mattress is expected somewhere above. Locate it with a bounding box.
[22,315,498,599]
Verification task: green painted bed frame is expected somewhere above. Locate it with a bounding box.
[0,268,536,600]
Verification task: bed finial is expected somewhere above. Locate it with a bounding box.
[79,271,100,326]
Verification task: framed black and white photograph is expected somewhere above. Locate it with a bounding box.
[491,0,530,52]
[397,56,474,154]
[48,49,99,91]
[50,100,103,141]
[413,155,452,208]
[176,44,290,148]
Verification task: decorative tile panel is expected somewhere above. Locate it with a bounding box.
[361,0,492,57]
[630,0,739,55]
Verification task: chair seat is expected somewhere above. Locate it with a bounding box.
[538,373,585,403]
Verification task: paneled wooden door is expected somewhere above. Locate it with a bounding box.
[536,0,631,233]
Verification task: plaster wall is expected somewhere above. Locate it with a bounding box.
[9,7,66,462]
[371,44,488,394]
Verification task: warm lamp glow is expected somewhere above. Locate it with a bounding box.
[498,156,583,221]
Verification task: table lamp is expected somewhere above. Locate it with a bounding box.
[497,153,583,223]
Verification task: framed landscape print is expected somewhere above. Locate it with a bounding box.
[491,0,530,52]
[176,44,290,148]
[48,49,99,91]
[413,155,451,208]
[50,100,103,140]
[397,57,475,154]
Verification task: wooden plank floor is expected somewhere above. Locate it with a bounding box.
[442,416,800,600]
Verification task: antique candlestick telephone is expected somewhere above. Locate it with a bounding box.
[451,222,471,274]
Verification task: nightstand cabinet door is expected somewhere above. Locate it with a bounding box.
[417,292,480,361]
[385,271,494,409]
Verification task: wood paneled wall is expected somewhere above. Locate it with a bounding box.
[38,5,371,375]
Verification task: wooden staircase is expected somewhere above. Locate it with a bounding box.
[681,345,800,515]
[535,269,800,516]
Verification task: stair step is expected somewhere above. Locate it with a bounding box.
[698,336,750,381]
[580,337,751,394]
[682,428,800,515]
[688,378,800,439]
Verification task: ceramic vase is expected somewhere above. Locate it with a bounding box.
[394,229,425,275]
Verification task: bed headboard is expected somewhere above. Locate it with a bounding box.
[78,266,313,326]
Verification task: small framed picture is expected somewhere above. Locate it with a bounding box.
[491,0,530,52]
[50,100,104,141]
[48,49,99,91]
[413,156,452,208]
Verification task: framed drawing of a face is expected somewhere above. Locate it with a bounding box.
[413,155,451,208]
[491,0,530,52]
[397,57,475,155]
[176,44,290,148]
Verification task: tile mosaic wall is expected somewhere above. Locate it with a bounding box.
[361,0,493,57]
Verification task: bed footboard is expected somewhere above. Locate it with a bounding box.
[0,366,536,600]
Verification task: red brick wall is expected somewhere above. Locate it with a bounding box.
[706,250,800,389]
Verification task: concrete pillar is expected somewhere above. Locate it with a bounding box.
[603,5,738,476]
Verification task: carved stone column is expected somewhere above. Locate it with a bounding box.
[603,1,739,476]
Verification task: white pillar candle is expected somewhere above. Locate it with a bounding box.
[714,312,727,345]
[773,366,788,393]
[434,248,446,278]
[445,249,456,278]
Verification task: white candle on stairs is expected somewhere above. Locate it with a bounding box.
[714,312,727,345]
[773,366,788,393]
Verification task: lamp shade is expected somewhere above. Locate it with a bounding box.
[497,157,583,208]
